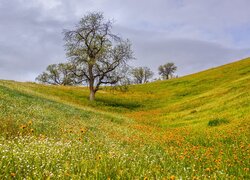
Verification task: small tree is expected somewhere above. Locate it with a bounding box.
[36,63,79,85]
[64,12,133,101]
[158,62,177,80]
[131,66,154,84]
[110,76,132,92]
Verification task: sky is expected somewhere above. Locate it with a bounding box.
[0,0,250,81]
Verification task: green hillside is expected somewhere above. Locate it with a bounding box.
[0,58,249,179]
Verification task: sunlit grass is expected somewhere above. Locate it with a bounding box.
[0,58,249,179]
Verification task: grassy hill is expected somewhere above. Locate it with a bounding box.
[0,58,249,179]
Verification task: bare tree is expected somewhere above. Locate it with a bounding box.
[131,66,154,84]
[36,63,79,85]
[64,12,133,101]
[158,62,177,80]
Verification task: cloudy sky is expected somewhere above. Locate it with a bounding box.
[1,0,250,81]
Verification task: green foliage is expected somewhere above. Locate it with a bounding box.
[36,63,79,85]
[131,66,154,84]
[158,62,177,79]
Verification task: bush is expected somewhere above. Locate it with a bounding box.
[208,118,229,127]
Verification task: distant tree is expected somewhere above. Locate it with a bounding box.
[158,62,177,80]
[36,63,80,85]
[111,76,132,92]
[64,12,133,101]
[131,66,154,84]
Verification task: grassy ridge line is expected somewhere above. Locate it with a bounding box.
[0,80,144,114]
[0,80,132,123]
[142,74,249,121]
[129,57,250,100]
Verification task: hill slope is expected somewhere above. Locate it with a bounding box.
[0,58,249,179]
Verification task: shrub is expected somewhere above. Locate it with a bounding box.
[208,118,229,127]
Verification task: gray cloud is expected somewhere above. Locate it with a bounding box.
[0,0,250,81]
[132,38,250,76]
[0,0,67,81]
[115,26,250,76]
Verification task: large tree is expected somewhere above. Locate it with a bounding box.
[36,63,80,85]
[131,66,154,84]
[158,62,177,80]
[64,12,133,101]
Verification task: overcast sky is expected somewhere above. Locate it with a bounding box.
[1,0,250,81]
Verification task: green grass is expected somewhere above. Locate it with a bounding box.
[0,58,249,179]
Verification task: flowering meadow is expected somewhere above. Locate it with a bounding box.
[0,58,249,179]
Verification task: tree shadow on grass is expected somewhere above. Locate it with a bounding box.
[95,97,142,111]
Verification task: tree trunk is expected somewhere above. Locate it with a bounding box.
[88,76,96,101]
[89,89,95,101]
[88,63,95,101]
